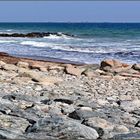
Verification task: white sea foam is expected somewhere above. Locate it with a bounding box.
[20,40,130,54]
[44,33,73,40]
[6,29,13,32]
[0,40,17,43]
[21,41,48,47]
[44,34,62,40]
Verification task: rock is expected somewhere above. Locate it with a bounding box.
[135,121,140,128]
[0,129,27,139]
[101,59,123,68]
[112,133,140,139]
[39,67,47,72]
[26,116,99,139]
[0,61,6,67]
[120,73,140,78]
[61,104,75,115]
[1,64,18,71]
[12,77,32,85]
[68,107,98,120]
[33,85,42,91]
[18,68,62,85]
[82,64,100,77]
[2,95,16,101]
[54,98,73,105]
[82,70,97,77]
[113,125,129,133]
[41,99,52,105]
[65,64,84,77]
[30,64,47,72]
[0,114,29,138]
[132,64,140,71]
[83,117,114,132]
[84,117,112,128]
[35,76,63,86]
[17,61,29,69]
[120,100,140,112]
[0,32,74,38]
[100,59,129,73]
[48,65,65,72]
[121,112,138,125]
[16,101,34,110]
[124,68,140,74]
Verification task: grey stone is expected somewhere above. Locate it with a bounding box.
[112,133,140,140]
[26,116,99,139]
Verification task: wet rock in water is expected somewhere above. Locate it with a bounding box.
[17,61,29,69]
[0,32,74,38]
[26,116,99,139]
[132,64,140,71]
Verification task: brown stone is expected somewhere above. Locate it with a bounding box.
[17,61,29,69]
[100,59,123,69]
[132,64,140,71]
[65,64,85,77]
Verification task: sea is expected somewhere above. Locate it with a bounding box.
[0,22,140,64]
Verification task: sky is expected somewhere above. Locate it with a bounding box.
[0,1,140,22]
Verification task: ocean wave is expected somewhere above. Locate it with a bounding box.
[6,29,13,32]
[0,40,17,43]
[20,40,130,54]
[43,32,74,40]
[21,41,48,47]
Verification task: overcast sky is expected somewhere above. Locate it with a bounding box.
[0,1,140,22]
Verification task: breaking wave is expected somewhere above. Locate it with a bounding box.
[20,40,132,54]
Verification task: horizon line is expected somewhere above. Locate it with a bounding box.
[0,21,140,23]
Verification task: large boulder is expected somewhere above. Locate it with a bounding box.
[0,114,29,139]
[26,116,99,139]
[100,59,130,73]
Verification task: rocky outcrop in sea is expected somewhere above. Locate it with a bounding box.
[0,32,74,38]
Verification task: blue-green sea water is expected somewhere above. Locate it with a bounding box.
[0,23,140,64]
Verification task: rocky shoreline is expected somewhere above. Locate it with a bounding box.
[0,32,74,38]
[0,52,140,139]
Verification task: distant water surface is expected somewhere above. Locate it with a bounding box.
[0,22,140,64]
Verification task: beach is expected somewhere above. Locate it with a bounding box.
[0,52,139,139]
[0,23,140,139]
